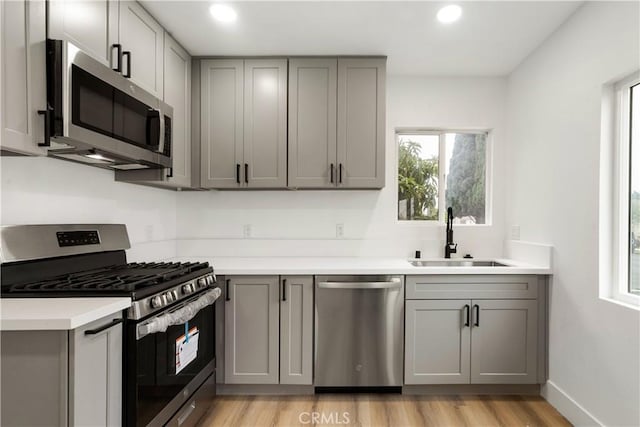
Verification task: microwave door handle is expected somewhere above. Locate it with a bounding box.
[157,109,165,154]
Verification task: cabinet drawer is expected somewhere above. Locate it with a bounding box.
[406,275,538,300]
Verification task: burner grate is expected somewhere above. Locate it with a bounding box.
[7,261,210,294]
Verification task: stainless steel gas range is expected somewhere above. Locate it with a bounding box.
[0,224,220,427]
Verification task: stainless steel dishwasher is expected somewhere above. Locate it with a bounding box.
[315,275,404,387]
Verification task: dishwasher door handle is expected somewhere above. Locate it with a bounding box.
[317,279,401,290]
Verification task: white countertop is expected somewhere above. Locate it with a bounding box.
[167,256,552,276]
[0,297,131,331]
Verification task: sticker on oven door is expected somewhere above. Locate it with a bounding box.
[175,326,199,374]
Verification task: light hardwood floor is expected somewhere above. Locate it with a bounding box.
[197,394,572,427]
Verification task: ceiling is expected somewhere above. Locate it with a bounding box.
[142,1,582,76]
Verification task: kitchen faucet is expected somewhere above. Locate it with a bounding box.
[445,207,457,258]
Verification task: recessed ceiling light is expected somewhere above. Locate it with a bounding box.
[209,4,237,23]
[437,5,462,24]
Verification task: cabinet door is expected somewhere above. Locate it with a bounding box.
[280,276,313,385]
[224,276,279,384]
[288,58,337,188]
[243,59,287,188]
[48,0,119,67]
[470,299,538,384]
[163,34,191,188]
[119,1,164,97]
[1,0,47,155]
[337,58,385,189]
[200,59,243,189]
[405,300,471,384]
[69,314,123,426]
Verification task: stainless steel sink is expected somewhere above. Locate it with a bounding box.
[408,260,508,267]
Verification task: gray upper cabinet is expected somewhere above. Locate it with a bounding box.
[243,59,288,188]
[200,59,287,189]
[288,58,338,188]
[280,276,313,385]
[115,33,192,188]
[1,0,47,156]
[470,299,538,384]
[224,276,280,384]
[200,59,244,189]
[48,0,119,67]
[405,299,471,385]
[162,34,192,188]
[119,1,164,98]
[337,58,386,189]
[287,57,385,189]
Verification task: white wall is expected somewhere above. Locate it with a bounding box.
[0,157,178,261]
[176,76,508,258]
[505,2,640,425]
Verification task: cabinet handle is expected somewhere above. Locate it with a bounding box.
[236,164,241,184]
[85,318,123,335]
[464,304,470,327]
[37,106,52,147]
[339,163,343,183]
[122,51,131,78]
[330,163,334,183]
[111,44,122,72]
[244,163,249,184]
[166,167,173,178]
[473,304,480,327]
[282,279,287,302]
[226,279,230,301]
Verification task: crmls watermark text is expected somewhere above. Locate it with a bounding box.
[298,411,351,425]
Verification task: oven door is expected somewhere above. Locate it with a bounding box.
[127,289,219,427]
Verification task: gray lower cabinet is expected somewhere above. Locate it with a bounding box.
[279,276,313,385]
[223,275,313,385]
[224,275,280,384]
[470,299,538,384]
[405,275,542,386]
[405,299,471,385]
[1,313,123,426]
[287,57,386,189]
[405,298,538,385]
[200,59,287,189]
[1,0,47,156]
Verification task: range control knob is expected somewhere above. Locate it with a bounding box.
[172,290,180,300]
[150,295,164,308]
[182,283,194,294]
[206,275,215,285]
[165,292,174,303]
[198,278,207,288]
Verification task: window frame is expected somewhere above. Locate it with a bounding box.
[395,128,492,226]
[612,72,640,306]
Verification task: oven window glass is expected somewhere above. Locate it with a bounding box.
[131,304,214,427]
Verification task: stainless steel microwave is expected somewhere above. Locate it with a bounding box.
[44,39,172,170]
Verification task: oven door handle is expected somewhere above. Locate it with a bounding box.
[136,287,221,340]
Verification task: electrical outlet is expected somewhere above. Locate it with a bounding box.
[511,225,520,240]
[243,224,252,238]
[336,223,344,238]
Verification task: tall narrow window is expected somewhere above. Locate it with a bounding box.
[629,82,639,295]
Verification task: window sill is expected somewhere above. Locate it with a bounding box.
[600,295,640,312]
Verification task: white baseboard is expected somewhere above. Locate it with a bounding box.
[542,381,603,426]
